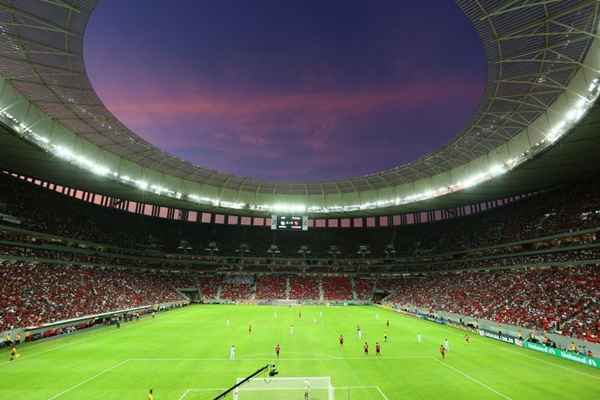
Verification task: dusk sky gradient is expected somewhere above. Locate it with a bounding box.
[84,1,486,182]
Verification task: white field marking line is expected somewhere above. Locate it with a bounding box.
[181,386,387,399]
[496,345,600,381]
[46,359,130,400]
[335,386,389,400]
[376,386,390,400]
[128,355,431,362]
[435,359,513,400]
[178,388,228,400]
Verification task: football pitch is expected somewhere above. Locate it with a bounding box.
[1,305,599,400]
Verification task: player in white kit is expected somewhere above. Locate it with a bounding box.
[229,344,236,360]
[417,332,422,343]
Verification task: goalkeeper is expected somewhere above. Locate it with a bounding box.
[304,379,311,400]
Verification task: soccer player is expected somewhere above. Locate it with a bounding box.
[439,344,446,360]
[386,320,390,328]
[248,324,252,334]
[384,333,388,343]
[275,343,281,359]
[363,342,369,355]
[148,389,154,400]
[375,342,381,356]
[299,311,302,319]
[339,334,344,347]
[464,334,470,344]
[229,345,236,360]
[9,346,18,361]
[417,332,422,344]
[304,379,311,400]
[444,338,450,352]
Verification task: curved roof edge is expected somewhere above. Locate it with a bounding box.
[0,1,598,215]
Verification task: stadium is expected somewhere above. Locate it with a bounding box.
[1,0,600,399]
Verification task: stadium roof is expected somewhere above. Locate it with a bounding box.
[0,0,599,215]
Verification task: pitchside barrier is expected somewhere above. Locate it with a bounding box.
[0,300,189,345]
[378,304,600,370]
[522,341,600,368]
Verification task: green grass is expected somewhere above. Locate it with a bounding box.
[1,305,599,400]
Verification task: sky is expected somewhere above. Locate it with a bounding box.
[84,1,486,182]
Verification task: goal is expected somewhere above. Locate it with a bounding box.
[233,376,335,400]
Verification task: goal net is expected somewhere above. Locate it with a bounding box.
[233,376,334,400]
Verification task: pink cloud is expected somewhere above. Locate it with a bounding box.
[88,63,484,180]
[95,75,482,154]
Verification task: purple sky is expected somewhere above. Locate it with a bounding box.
[84,1,486,182]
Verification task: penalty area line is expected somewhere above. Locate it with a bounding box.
[335,386,389,400]
[178,388,230,400]
[46,359,131,400]
[435,359,513,400]
[178,389,190,400]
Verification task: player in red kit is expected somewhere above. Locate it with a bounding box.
[275,343,280,359]
[363,342,369,355]
[339,334,344,347]
[375,342,381,356]
[439,344,446,360]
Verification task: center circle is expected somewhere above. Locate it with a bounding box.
[84,1,486,182]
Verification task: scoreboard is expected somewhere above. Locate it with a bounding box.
[271,215,308,231]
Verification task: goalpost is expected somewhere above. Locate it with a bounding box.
[232,377,335,400]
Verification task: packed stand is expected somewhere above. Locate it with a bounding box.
[289,276,321,300]
[322,276,353,301]
[220,275,255,301]
[354,278,375,301]
[255,275,288,300]
[385,265,600,343]
[0,262,187,331]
